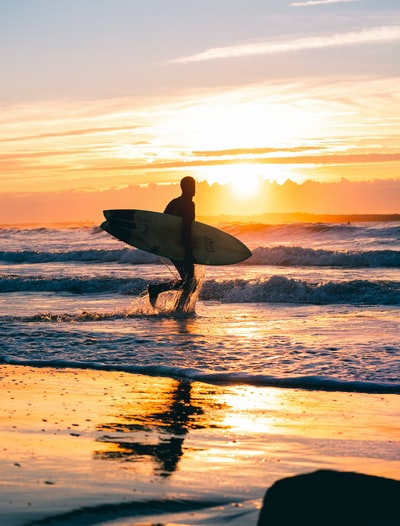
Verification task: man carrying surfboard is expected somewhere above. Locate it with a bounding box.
[147,176,197,308]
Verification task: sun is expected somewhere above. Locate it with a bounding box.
[225,165,263,199]
[195,164,263,199]
[229,173,261,199]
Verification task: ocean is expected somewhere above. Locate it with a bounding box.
[1,219,399,394]
[1,218,400,526]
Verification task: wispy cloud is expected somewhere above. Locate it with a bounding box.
[0,125,137,143]
[191,146,326,157]
[173,26,400,63]
[290,0,359,7]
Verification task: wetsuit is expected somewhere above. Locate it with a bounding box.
[164,194,195,283]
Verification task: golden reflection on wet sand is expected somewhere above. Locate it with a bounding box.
[0,365,399,525]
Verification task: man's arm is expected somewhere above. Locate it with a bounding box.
[182,201,195,264]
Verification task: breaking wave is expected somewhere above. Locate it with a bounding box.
[1,245,399,267]
[1,273,399,305]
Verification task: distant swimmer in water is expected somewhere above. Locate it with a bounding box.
[147,176,197,308]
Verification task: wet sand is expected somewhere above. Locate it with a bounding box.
[1,365,399,525]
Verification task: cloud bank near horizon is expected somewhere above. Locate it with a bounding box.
[0,178,399,225]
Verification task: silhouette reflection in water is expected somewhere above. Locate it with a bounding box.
[94,378,225,478]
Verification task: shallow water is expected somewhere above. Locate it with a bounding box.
[0,221,399,393]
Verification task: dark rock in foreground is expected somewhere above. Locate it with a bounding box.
[257,469,400,526]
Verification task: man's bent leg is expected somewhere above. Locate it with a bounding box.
[148,280,183,308]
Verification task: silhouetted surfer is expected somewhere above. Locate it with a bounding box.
[147,176,197,308]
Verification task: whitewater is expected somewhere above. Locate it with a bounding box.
[0,219,399,394]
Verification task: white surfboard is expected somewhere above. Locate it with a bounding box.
[101,209,251,265]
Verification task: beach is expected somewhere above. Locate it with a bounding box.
[1,364,399,526]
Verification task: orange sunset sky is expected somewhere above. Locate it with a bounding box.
[1,0,399,224]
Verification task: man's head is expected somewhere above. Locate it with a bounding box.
[180,176,196,197]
